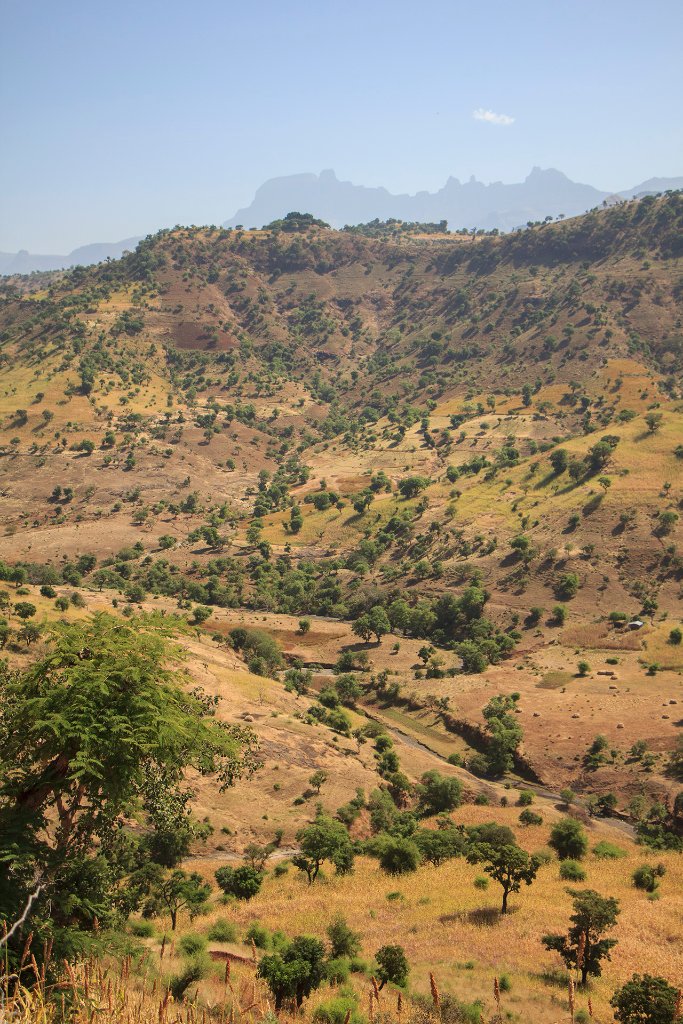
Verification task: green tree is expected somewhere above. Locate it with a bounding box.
[542,888,620,985]
[611,974,679,1024]
[416,770,462,815]
[293,816,353,883]
[375,944,409,989]
[467,843,541,914]
[14,601,37,620]
[367,605,391,643]
[549,818,588,860]
[309,770,328,795]
[290,506,304,534]
[0,613,259,959]
[137,866,212,930]
[258,935,327,1009]
[214,864,263,900]
[351,614,373,643]
[327,915,361,958]
[398,476,429,499]
[645,412,663,433]
[378,837,421,875]
[550,449,569,474]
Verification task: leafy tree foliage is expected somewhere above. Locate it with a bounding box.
[0,613,259,961]
[375,944,409,988]
[258,934,327,1009]
[542,888,620,985]
[611,974,679,1024]
[293,816,354,883]
[215,864,264,900]
[467,843,541,913]
[549,818,588,860]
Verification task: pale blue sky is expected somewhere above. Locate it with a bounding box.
[1,0,681,251]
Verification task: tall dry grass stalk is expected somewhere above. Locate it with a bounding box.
[429,973,440,1011]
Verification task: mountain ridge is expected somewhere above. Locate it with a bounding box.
[224,166,683,232]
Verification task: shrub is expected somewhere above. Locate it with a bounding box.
[129,919,155,937]
[215,864,263,900]
[313,995,363,1024]
[246,921,271,948]
[593,841,627,860]
[611,973,679,1024]
[324,958,351,984]
[519,809,543,826]
[327,915,361,958]
[517,790,534,806]
[40,585,56,598]
[179,933,208,956]
[168,953,211,1000]
[473,876,489,890]
[632,863,665,893]
[559,859,586,881]
[207,918,238,942]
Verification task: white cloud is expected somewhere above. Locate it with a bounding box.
[473,107,515,126]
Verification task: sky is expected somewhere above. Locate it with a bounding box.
[1,0,682,252]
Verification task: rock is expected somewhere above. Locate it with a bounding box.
[616,723,624,729]
[572,713,580,719]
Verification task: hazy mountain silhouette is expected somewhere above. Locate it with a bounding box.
[224,168,683,231]
[0,237,142,276]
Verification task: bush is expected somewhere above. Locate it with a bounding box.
[611,973,679,1024]
[593,841,627,859]
[327,915,362,958]
[549,817,588,859]
[473,876,489,890]
[559,859,586,881]
[129,919,155,937]
[207,918,239,942]
[40,585,56,598]
[168,953,211,1000]
[632,863,665,893]
[246,921,271,949]
[313,995,363,1024]
[324,958,350,984]
[517,790,534,806]
[215,864,263,900]
[179,933,208,956]
[519,809,543,826]
[378,837,421,875]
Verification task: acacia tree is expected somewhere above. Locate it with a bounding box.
[0,612,260,960]
[542,888,620,985]
[467,843,541,914]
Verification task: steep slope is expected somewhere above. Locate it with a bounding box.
[0,192,681,807]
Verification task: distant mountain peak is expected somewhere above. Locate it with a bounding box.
[224,168,683,233]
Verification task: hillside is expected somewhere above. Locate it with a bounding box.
[0,192,682,806]
[1,193,682,1024]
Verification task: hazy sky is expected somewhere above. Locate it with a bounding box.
[2,0,682,252]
